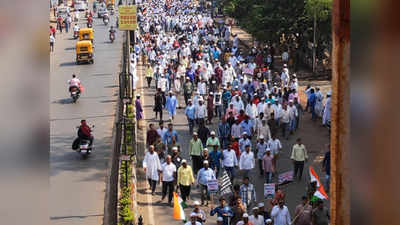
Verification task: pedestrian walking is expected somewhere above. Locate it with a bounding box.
[262,150,275,183]
[209,147,222,178]
[249,207,264,225]
[268,134,282,170]
[290,138,308,181]
[196,160,215,206]
[222,146,238,183]
[154,88,165,121]
[145,64,154,88]
[143,145,162,195]
[165,91,178,121]
[236,213,254,225]
[135,94,143,121]
[192,201,207,224]
[177,159,195,203]
[270,200,291,225]
[312,200,330,225]
[49,34,55,52]
[160,155,176,205]
[239,145,255,178]
[218,117,231,149]
[239,177,257,212]
[322,147,331,193]
[293,196,312,225]
[185,99,196,135]
[146,123,160,147]
[210,197,233,225]
[189,132,204,174]
[206,131,220,153]
[256,136,268,176]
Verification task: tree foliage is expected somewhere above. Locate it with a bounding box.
[222,0,332,68]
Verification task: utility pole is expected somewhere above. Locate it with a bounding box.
[312,10,317,73]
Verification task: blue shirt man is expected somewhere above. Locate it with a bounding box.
[162,126,178,145]
[240,119,253,137]
[185,104,196,120]
[210,197,233,225]
[196,165,216,186]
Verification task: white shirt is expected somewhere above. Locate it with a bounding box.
[161,162,176,182]
[231,123,242,138]
[270,205,291,225]
[245,103,257,119]
[68,78,80,87]
[280,108,290,123]
[288,105,298,120]
[239,151,255,170]
[249,215,265,225]
[143,151,162,181]
[73,25,80,32]
[157,127,168,139]
[268,139,282,156]
[195,104,207,119]
[222,149,238,167]
[184,221,202,225]
[232,99,244,112]
[273,104,282,120]
[257,103,265,116]
[50,35,55,43]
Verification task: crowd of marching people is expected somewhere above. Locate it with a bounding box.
[138,0,331,224]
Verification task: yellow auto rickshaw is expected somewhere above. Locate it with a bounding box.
[79,28,94,43]
[76,40,94,64]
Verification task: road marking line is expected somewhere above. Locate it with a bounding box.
[138,57,155,225]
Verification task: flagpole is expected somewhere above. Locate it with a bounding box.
[289,200,310,225]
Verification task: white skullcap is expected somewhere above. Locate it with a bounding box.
[243,213,249,218]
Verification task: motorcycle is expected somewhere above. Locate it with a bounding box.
[87,21,93,28]
[74,125,95,159]
[70,86,80,103]
[73,30,79,39]
[109,32,115,43]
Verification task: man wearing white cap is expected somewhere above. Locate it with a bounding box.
[236,213,252,225]
[195,97,207,125]
[206,131,220,153]
[143,145,162,195]
[239,145,255,178]
[184,212,202,225]
[177,159,195,203]
[191,200,207,224]
[160,155,176,205]
[249,207,264,225]
[196,160,215,206]
[322,90,331,126]
[183,76,194,106]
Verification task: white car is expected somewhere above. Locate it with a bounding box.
[74,1,88,11]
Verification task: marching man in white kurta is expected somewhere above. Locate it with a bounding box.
[143,145,162,195]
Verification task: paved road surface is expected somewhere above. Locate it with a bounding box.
[50,12,122,225]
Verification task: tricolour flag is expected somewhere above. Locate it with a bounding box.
[309,166,329,200]
[173,192,186,221]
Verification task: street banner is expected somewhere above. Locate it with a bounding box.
[278,171,294,185]
[264,183,275,199]
[207,179,219,194]
[118,5,137,30]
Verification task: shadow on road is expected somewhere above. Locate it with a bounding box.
[50,214,103,220]
[65,47,75,50]
[52,98,74,104]
[60,62,77,67]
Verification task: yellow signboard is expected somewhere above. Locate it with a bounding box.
[118,5,137,30]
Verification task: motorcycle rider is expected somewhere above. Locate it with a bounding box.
[109,25,116,40]
[68,74,81,94]
[73,23,80,38]
[78,120,94,147]
[103,12,109,23]
[87,15,93,27]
